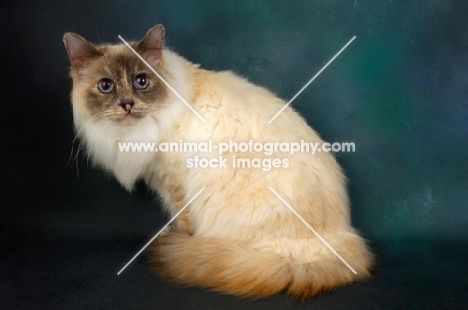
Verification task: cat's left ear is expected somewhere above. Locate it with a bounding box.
[136,24,165,61]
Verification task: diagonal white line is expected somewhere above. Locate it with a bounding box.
[117,187,206,275]
[268,36,356,123]
[118,35,207,124]
[268,187,357,274]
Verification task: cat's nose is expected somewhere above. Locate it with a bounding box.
[120,98,134,112]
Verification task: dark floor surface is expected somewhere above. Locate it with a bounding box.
[1,227,467,310]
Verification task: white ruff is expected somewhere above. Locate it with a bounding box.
[82,118,160,190]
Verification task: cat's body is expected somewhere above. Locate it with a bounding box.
[64,25,373,299]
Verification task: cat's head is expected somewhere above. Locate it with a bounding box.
[63,25,169,128]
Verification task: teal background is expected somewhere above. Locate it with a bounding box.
[3,0,467,244]
[2,1,467,308]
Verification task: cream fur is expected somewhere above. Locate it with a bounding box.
[67,30,374,299]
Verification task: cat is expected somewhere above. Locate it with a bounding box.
[63,24,373,299]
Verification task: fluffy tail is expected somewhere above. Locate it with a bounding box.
[149,228,374,299]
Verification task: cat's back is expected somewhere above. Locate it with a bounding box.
[189,67,317,144]
[188,65,284,116]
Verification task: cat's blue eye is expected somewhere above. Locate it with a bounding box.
[133,74,149,89]
[98,78,114,94]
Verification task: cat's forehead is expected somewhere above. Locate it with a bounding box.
[96,44,147,74]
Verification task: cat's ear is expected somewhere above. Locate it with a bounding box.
[63,33,102,71]
[136,24,165,61]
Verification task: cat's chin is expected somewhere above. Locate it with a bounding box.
[115,113,146,125]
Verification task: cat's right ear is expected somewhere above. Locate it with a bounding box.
[63,33,102,71]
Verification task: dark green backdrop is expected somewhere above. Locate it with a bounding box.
[5,0,466,243]
[1,1,467,309]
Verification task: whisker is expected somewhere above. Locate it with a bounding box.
[68,104,182,176]
[69,114,106,170]
[85,118,112,156]
[145,106,182,124]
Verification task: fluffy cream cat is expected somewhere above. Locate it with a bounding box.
[63,24,373,299]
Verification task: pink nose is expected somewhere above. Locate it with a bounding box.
[120,99,134,112]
